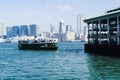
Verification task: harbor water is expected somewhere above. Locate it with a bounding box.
[0,42,120,80]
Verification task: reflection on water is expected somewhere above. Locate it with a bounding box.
[88,54,120,80]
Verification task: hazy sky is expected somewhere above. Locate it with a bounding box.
[0,0,120,32]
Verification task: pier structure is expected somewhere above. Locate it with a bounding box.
[84,7,120,54]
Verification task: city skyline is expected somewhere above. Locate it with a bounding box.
[0,0,120,32]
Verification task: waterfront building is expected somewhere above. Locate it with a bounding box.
[66,31,75,41]
[12,26,19,37]
[84,7,120,53]
[41,32,50,38]
[52,33,61,41]
[20,25,29,36]
[29,24,39,36]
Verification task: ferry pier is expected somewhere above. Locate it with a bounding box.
[84,7,120,55]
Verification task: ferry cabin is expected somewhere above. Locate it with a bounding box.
[84,7,120,53]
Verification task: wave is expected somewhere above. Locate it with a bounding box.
[58,48,84,52]
[0,48,18,50]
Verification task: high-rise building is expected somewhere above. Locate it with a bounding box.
[6,27,12,38]
[12,26,19,37]
[50,24,54,33]
[66,25,72,33]
[41,32,50,38]
[52,33,65,41]
[20,25,29,36]
[77,14,84,34]
[66,31,75,41]
[59,20,65,33]
[29,24,39,36]
[0,20,6,38]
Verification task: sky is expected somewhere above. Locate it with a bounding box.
[0,0,120,32]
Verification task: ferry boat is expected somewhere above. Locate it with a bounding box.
[18,36,58,50]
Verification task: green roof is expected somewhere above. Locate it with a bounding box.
[84,7,120,22]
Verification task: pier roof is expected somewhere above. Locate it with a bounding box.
[84,7,120,23]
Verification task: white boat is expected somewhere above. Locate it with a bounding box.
[0,38,5,43]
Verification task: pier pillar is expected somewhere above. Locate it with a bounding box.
[98,20,101,44]
[92,22,94,44]
[87,23,90,43]
[107,18,110,44]
[117,16,120,45]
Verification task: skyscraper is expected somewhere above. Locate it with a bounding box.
[50,24,54,33]
[6,27,12,38]
[0,20,6,38]
[12,26,19,37]
[66,25,72,33]
[59,20,65,33]
[77,14,83,34]
[20,25,29,36]
[29,24,39,36]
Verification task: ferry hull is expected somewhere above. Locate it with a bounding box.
[18,44,58,50]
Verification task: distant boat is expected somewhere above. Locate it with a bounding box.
[0,38,5,43]
[5,37,20,43]
[18,36,58,50]
[68,40,85,42]
[5,38,12,43]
